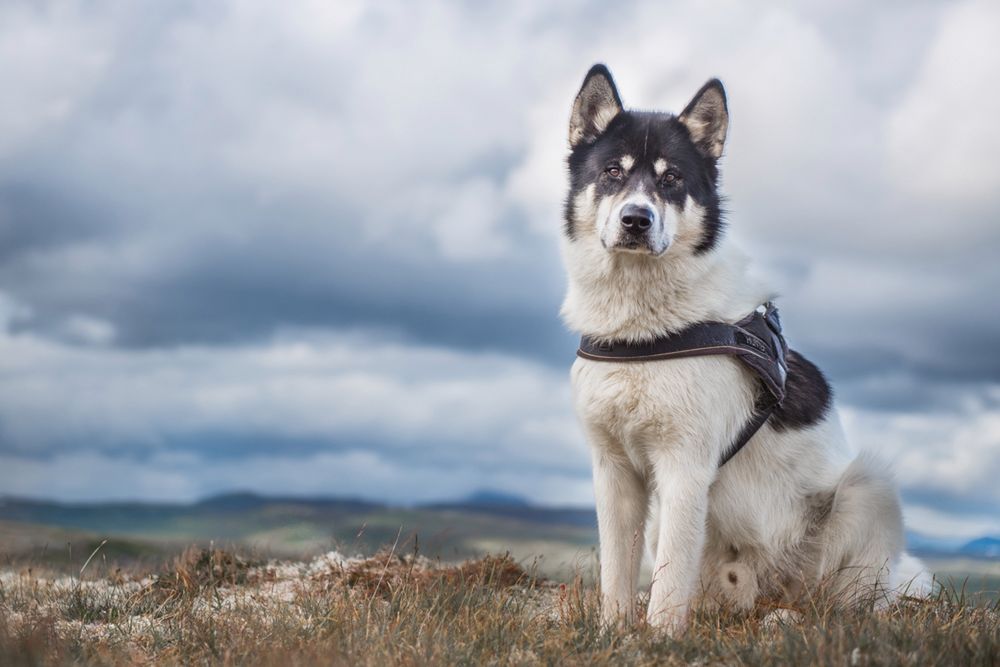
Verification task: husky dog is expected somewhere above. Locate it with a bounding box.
[561,65,927,632]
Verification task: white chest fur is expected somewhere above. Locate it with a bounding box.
[570,354,758,471]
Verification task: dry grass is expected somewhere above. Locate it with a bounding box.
[0,545,997,666]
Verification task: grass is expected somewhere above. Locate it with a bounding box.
[0,544,997,666]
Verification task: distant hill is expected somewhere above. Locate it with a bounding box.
[960,537,1000,559]
[461,489,531,507]
[0,493,598,577]
[194,491,380,513]
[1,494,994,569]
[425,490,596,529]
[906,530,1000,560]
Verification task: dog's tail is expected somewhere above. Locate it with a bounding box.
[818,453,906,606]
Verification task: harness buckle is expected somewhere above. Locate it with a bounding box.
[763,301,781,334]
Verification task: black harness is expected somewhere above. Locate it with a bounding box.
[577,303,789,467]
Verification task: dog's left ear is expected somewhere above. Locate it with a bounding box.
[679,79,728,159]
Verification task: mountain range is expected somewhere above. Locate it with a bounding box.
[0,491,996,564]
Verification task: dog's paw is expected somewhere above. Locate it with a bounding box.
[719,561,758,610]
[646,604,688,636]
[599,597,635,629]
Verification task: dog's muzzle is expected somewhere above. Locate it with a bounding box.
[620,203,654,234]
[611,202,663,253]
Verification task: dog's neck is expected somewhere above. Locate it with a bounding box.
[560,234,774,342]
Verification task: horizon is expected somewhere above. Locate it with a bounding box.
[1,487,548,509]
[1,489,996,554]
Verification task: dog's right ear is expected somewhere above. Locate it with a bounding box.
[569,64,623,148]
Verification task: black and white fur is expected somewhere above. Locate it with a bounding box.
[561,65,928,632]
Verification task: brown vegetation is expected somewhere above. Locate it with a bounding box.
[0,546,997,666]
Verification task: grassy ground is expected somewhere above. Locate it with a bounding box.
[1,545,998,666]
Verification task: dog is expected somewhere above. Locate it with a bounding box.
[560,64,929,632]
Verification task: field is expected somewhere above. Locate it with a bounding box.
[1,496,998,664]
[2,545,999,666]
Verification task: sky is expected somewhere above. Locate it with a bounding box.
[0,0,998,541]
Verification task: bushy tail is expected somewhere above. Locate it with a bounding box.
[819,453,905,607]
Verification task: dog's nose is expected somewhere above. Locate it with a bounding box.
[620,203,654,232]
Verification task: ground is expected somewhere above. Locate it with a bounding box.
[1,546,997,666]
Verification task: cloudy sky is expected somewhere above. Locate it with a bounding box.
[1,1,998,540]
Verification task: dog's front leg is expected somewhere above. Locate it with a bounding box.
[647,453,714,634]
[591,444,647,626]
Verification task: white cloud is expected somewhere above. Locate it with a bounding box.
[0,3,111,157]
[888,0,1000,202]
[842,401,1000,539]
[60,314,116,346]
[0,310,588,487]
[899,504,1000,542]
[426,179,513,260]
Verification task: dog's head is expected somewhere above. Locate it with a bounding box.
[564,65,728,257]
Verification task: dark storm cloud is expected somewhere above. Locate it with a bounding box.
[0,181,572,360]
[0,182,122,263]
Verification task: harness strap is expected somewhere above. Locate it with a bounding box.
[577,303,789,467]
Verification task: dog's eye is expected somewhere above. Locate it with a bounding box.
[605,164,622,178]
[661,171,682,186]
